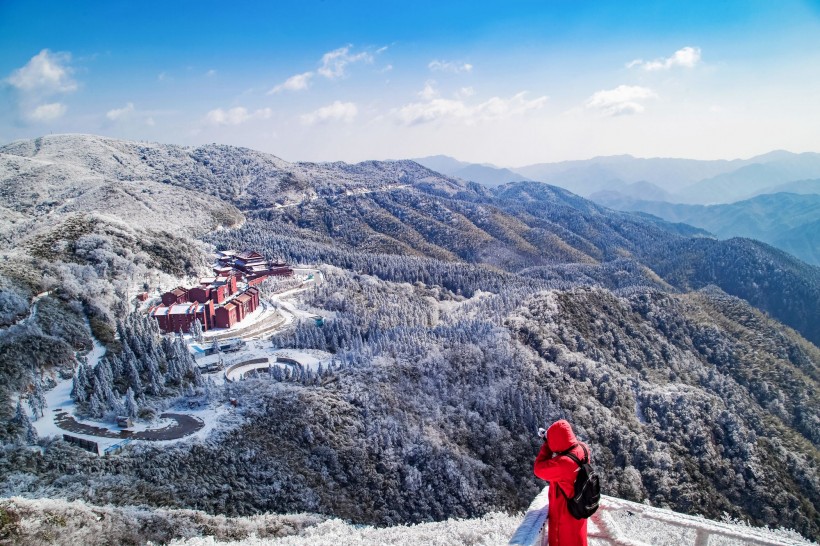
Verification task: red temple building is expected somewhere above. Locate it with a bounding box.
[151,300,214,334]
[150,252,275,334]
[161,287,189,306]
[215,249,293,284]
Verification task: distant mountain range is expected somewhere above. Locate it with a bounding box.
[413,155,532,188]
[415,151,820,205]
[415,151,820,266]
[593,192,820,265]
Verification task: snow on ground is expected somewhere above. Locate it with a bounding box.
[170,511,518,546]
[31,267,326,451]
[147,402,232,446]
[436,289,493,314]
[30,334,126,452]
[31,331,232,450]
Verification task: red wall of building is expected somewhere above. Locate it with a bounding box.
[161,287,189,306]
[188,287,211,304]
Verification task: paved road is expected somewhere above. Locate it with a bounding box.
[55,411,204,441]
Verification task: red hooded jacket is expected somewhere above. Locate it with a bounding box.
[533,420,590,546]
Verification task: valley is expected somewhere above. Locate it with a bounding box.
[0,135,817,544]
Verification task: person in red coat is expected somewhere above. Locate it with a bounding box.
[534,419,590,546]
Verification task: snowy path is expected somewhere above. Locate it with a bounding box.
[10,290,52,328]
[31,334,127,452]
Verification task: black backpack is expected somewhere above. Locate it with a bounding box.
[557,444,600,519]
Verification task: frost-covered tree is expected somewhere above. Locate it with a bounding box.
[13,400,37,445]
[124,387,138,418]
[192,318,204,343]
[28,379,46,419]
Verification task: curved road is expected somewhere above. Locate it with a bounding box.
[55,411,204,441]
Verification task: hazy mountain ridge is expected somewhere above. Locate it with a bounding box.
[592,192,820,265]
[414,155,532,187]
[0,136,245,251]
[421,151,820,205]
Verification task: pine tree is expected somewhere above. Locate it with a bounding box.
[28,379,47,419]
[88,390,106,419]
[13,400,37,445]
[125,358,143,398]
[71,363,91,405]
[124,387,139,418]
[192,318,204,342]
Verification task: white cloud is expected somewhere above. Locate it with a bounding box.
[106,102,135,121]
[145,117,156,126]
[270,46,375,95]
[428,60,473,74]
[301,101,358,125]
[205,106,272,126]
[269,71,313,94]
[585,85,657,116]
[396,91,547,126]
[418,81,438,100]
[29,102,67,122]
[6,49,77,93]
[318,46,373,79]
[206,69,217,77]
[628,46,701,71]
[458,86,475,98]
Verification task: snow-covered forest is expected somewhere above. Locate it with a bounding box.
[0,135,817,544]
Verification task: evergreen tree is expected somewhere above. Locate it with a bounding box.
[88,390,105,419]
[71,363,91,406]
[124,387,139,418]
[28,379,47,419]
[125,358,143,398]
[192,318,204,342]
[13,400,37,445]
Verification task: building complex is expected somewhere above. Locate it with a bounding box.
[149,250,292,333]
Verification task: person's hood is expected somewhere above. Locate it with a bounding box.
[547,419,578,452]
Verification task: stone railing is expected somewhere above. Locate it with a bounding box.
[508,486,549,546]
[510,486,809,546]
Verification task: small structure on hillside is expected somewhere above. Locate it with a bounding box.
[116,416,133,429]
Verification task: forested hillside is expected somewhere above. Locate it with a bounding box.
[0,135,818,542]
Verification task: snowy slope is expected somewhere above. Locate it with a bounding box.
[0,135,245,247]
[0,493,813,546]
[0,134,464,213]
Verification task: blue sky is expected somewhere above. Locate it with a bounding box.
[1,0,819,164]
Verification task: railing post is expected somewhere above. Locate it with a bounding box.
[509,486,550,546]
